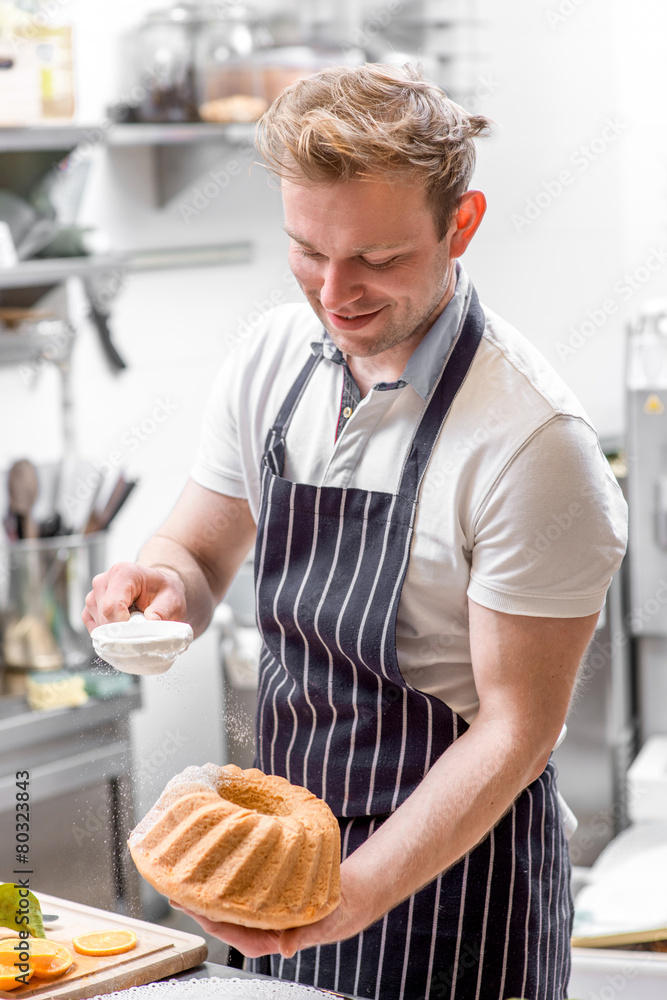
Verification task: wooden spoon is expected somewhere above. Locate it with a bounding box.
[7,458,39,540]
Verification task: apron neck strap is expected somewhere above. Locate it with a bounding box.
[264,351,323,453]
[264,286,484,493]
[398,284,486,499]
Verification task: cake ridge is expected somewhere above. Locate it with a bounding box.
[136,803,228,867]
[184,811,277,886]
[171,805,257,873]
[213,817,302,903]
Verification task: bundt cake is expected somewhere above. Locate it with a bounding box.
[128,763,341,930]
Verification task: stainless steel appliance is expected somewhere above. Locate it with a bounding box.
[626,300,667,638]
[553,563,636,866]
[626,300,667,741]
[0,519,143,914]
[0,686,142,915]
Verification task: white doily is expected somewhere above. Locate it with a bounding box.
[90,977,340,1000]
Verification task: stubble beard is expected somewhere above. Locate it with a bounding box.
[314,279,452,360]
[313,242,454,358]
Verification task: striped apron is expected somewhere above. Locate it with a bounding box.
[248,286,573,999]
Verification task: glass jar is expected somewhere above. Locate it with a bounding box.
[134,4,204,123]
[196,3,272,115]
[0,532,107,674]
[253,43,363,105]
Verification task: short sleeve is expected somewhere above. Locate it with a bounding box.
[190,347,248,500]
[467,416,628,618]
[189,303,323,518]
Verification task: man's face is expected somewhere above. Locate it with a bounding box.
[282,175,455,359]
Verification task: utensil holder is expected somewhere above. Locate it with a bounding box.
[0,531,106,674]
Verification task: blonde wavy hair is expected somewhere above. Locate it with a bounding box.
[256,63,492,240]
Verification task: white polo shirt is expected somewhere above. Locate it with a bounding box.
[192,264,628,723]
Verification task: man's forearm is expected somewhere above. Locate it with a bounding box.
[343,718,550,926]
[138,533,218,637]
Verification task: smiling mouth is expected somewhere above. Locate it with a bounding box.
[325,307,385,328]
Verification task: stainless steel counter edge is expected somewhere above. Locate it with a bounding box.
[0,687,141,754]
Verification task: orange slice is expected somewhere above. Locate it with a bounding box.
[0,961,33,990]
[0,938,73,980]
[0,937,56,958]
[30,945,74,980]
[71,929,137,956]
[0,939,25,959]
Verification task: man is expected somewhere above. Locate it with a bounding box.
[84,64,627,999]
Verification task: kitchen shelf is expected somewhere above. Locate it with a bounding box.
[0,245,253,368]
[107,122,257,205]
[0,253,128,289]
[0,124,98,151]
[130,241,253,270]
[0,328,69,366]
[107,121,256,147]
[0,686,140,755]
[0,256,130,370]
[0,121,255,152]
[0,243,253,297]
[0,121,258,205]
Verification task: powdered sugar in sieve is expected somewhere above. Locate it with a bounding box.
[91,612,194,675]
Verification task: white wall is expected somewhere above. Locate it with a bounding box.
[465,0,667,441]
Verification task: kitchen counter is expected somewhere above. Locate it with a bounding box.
[0,685,143,915]
[0,684,141,753]
[0,686,141,799]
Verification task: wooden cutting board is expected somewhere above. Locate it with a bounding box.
[571,925,667,949]
[0,893,208,1000]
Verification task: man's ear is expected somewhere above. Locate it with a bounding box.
[448,190,487,258]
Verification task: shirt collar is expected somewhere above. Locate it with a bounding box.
[310,261,470,401]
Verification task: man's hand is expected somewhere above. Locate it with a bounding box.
[278,864,374,958]
[82,562,187,631]
[170,864,375,959]
[170,902,282,959]
[81,480,256,637]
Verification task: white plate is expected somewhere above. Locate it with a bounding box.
[91,977,338,1000]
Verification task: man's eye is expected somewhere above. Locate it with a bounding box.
[363,258,397,270]
[296,248,396,268]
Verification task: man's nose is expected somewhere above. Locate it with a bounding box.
[319,260,363,312]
